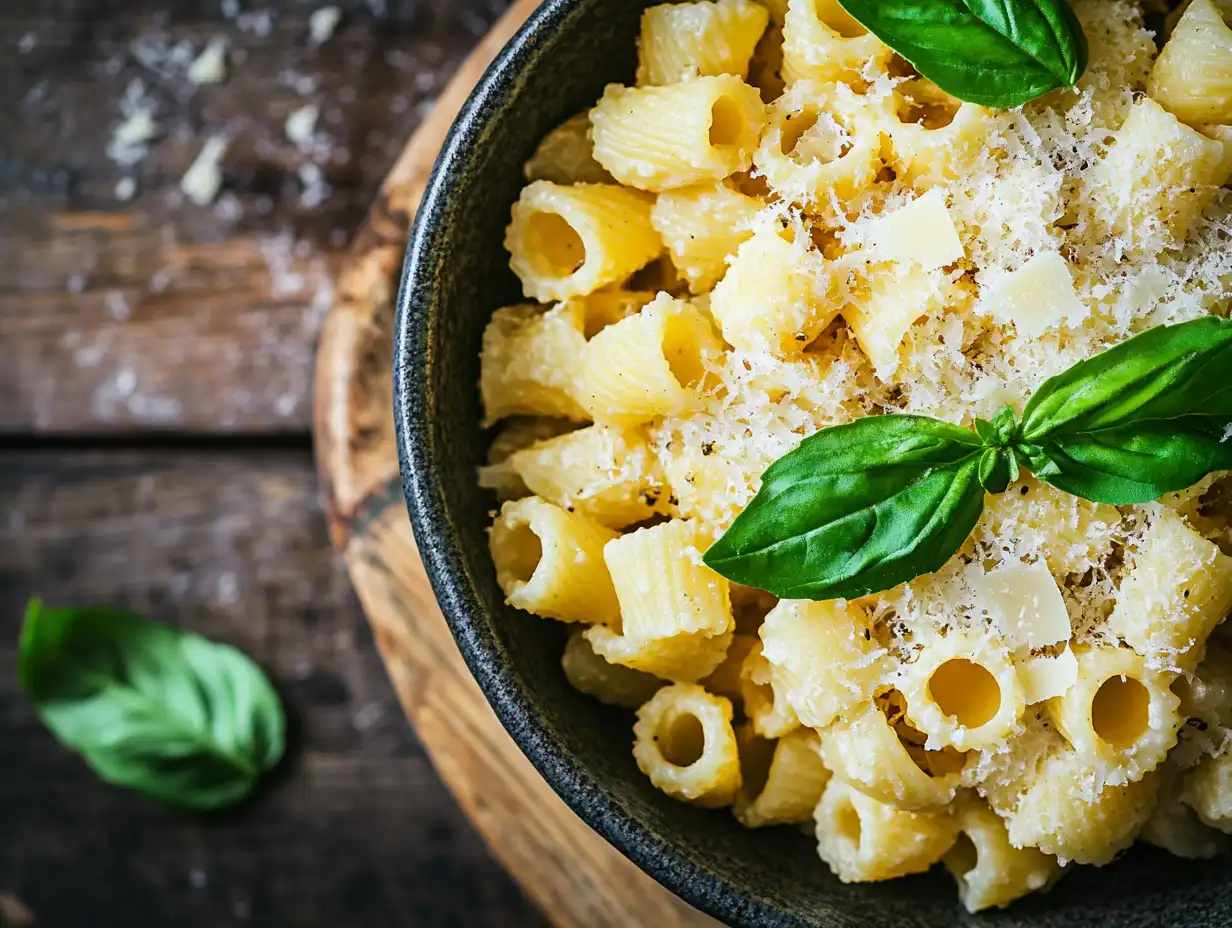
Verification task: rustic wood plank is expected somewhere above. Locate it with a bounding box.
[0,0,512,435]
[0,450,548,928]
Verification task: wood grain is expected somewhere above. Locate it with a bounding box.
[0,0,510,436]
[0,450,547,928]
[313,0,720,924]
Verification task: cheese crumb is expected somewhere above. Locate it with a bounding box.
[309,6,342,46]
[1018,648,1079,705]
[980,251,1087,338]
[974,560,1071,650]
[866,189,964,271]
[181,137,228,206]
[187,37,228,84]
[107,82,157,167]
[285,104,319,152]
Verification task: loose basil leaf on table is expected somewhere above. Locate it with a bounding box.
[703,416,991,601]
[838,0,1089,108]
[1018,317,1232,504]
[19,599,285,811]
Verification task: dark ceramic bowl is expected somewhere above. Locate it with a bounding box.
[393,2,1230,924]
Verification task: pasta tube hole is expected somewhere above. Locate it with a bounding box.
[881,687,970,777]
[781,110,851,166]
[835,799,862,845]
[947,833,978,880]
[660,710,707,768]
[662,315,708,390]
[737,732,776,801]
[709,94,750,149]
[498,520,544,586]
[524,211,586,278]
[896,83,960,130]
[928,659,1001,730]
[1091,674,1151,749]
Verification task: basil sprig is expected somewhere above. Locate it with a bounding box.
[20,599,285,810]
[704,318,1232,601]
[838,0,1089,108]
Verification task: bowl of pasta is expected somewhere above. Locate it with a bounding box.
[394,0,1232,923]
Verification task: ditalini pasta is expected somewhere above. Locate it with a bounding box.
[480,0,1232,911]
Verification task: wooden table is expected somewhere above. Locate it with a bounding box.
[0,2,549,925]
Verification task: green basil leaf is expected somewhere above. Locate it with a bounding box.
[1018,317,1232,504]
[703,416,987,600]
[1018,420,1232,505]
[19,599,285,810]
[838,0,1088,108]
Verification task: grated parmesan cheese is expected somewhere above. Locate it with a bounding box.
[863,188,964,271]
[187,36,228,84]
[309,6,342,46]
[285,104,319,152]
[980,252,1088,338]
[180,137,228,206]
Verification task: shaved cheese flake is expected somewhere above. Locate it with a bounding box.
[866,189,964,271]
[975,560,1071,650]
[309,6,342,46]
[1018,647,1078,704]
[181,137,228,206]
[187,36,228,84]
[981,251,1087,338]
[285,104,319,151]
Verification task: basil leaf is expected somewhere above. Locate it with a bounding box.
[839,0,1088,108]
[703,416,987,600]
[1018,317,1232,504]
[19,599,285,810]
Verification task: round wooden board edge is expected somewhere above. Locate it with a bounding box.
[310,2,718,926]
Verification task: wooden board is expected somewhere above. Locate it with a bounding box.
[313,2,719,925]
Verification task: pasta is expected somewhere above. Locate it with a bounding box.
[561,627,665,709]
[508,423,669,528]
[650,181,763,293]
[945,793,1062,913]
[897,631,1026,752]
[633,683,742,807]
[738,638,800,738]
[1045,645,1181,785]
[506,181,661,302]
[1003,748,1160,866]
[523,112,614,185]
[733,725,828,827]
[1106,508,1232,673]
[489,497,621,627]
[481,0,1232,907]
[1148,0,1232,126]
[758,598,886,730]
[586,519,734,682]
[590,75,767,191]
[579,293,723,424]
[820,701,966,811]
[1092,96,1232,248]
[753,79,888,209]
[708,214,837,354]
[781,0,891,87]
[814,777,959,883]
[636,0,769,87]
[479,302,591,424]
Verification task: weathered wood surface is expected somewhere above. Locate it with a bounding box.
[1,0,565,925]
[314,0,721,923]
[0,452,547,927]
[0,0,507,435]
